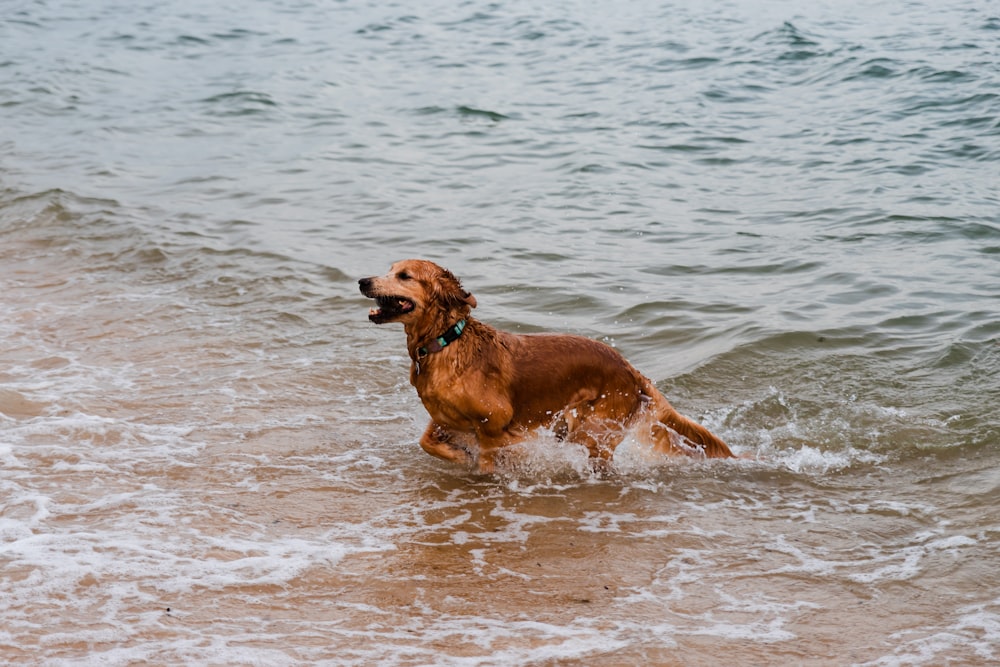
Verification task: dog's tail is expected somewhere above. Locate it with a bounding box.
[642,379,734,459]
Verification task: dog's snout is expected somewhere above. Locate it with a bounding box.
[359,276,374,295]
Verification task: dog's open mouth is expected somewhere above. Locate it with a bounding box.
[368,295,415,323]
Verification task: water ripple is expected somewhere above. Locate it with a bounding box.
[2,1,999,663]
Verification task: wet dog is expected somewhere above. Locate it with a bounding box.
[360,259,733,473]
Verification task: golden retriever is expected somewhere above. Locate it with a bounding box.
[360,259,733,473]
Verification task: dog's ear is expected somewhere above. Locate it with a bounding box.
[436,268,477,312]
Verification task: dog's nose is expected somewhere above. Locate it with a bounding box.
[358,277,373,294]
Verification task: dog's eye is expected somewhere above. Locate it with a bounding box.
[397,271,411,280]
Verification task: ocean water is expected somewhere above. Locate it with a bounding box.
[1,0,999,664]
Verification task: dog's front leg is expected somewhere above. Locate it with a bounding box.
[473,412,518,475]
[419,421,474,465]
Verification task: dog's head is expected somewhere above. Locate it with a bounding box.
[359,259,477,326]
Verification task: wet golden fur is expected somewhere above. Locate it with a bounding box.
[359,259,733,473]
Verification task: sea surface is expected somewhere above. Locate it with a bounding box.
[2,0,999,664]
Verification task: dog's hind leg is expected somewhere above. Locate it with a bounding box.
[640,383,734,459]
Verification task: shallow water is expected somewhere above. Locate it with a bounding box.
[2,0,999,664]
